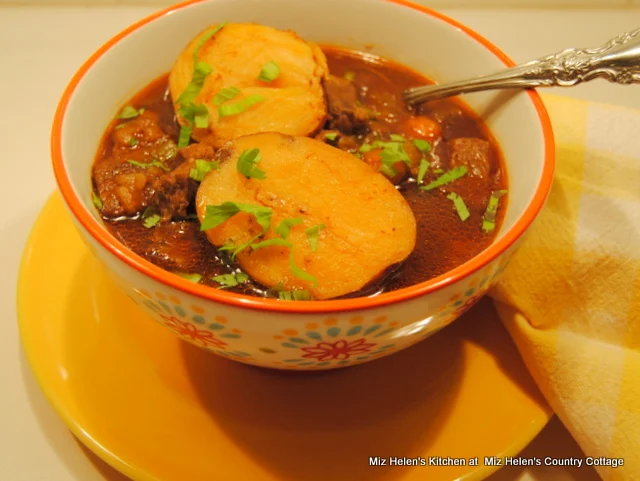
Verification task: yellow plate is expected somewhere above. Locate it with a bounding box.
[18,193,552,481]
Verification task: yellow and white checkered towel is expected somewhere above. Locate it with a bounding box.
[490,95,640,481]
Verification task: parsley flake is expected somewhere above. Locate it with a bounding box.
[417,158,429,185]
[117,105,142,119]
[482,190,508,233]
[305,224,326,252]
[279,290,311,301]
[324,132,338,141]
[237,148,266,180]
[213,86,241,106]
[258,61,280,82]
[200,202,272,232]
[274,217,303,239]
[420,166,467,191]
[126,159,170,171]
[141,207,161,228]
[447,192,470,221]
[413,139,432,153]
[218,95,265,118]
[177,272,202,283]
[91,191,103,210]
[212,271,249,288]
[193,23,226,63]
[189,159,219,182]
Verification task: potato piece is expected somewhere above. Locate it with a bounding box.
[169,23,328,147]
[196,133,417,300]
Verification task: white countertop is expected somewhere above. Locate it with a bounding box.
[2,4,639,481]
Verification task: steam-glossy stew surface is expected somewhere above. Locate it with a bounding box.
[92,45,507,300]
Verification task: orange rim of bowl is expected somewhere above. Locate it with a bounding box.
[51,0,555,314]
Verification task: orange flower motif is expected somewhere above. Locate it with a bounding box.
[301,338,376,361]
[161,315,227,349]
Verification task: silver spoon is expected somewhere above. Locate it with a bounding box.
[404,28,640,105]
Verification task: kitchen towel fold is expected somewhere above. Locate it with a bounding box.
[490,94,640,481]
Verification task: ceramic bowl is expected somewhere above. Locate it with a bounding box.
[51,0,554,370]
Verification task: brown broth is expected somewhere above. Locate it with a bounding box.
[95,47,508,299]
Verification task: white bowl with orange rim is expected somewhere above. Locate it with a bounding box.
[52,0,554,370]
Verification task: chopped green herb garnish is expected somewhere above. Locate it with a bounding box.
[447,192,470,221]
[178,103,209,129]
[114,124,127,130]
[249,236,317,285]
[258,61,280,82]
[359,143,375,153]
[344,71,356,81]
[201,202,272,232]
[274,217,303,239]
[305,224,326,252]
[143,214,161,228]
[279,290,311,301]
[226,233,263,259]
[91,191,103,210]
[212,271,249,288]
[178,125,192,148]
[289,251,318,286]
[141,206,161,228]
[176,61,213,107]
[126,159,170,171]
[236,148,266,180]
[189,159,219,182]
[433,168,444,174]
[420,166,467,191]
[390,134,406,142]
[128,138,138,147]
[213,86,241,105]
[482,190,508,233]
[380,143,410,176]
[417,158,429,185]
[250,237,292,250]
[194,110,209,129]
[235,272,249,283]
[117,105,142,119]
[359,140,411,177]
[324,132,338,141]
[193,23,226,63]
[218,94,265,118]
[413,139,431,153]
[177,272,202,283]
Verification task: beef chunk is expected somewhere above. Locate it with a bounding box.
[93,111,180,218]
[148,142,217,221]
[324,75,371,134]
[112,110,167,149]
[150,165,197,222]
[93,108,187,218]
[448,138,495,179]
[93,159,162,217]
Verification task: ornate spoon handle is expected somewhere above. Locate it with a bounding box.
[404,28,640,105]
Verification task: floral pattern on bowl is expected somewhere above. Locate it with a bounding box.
[122,256,512,370]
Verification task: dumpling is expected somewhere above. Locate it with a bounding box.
[169,23,328,147]
[195,132,417,300]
